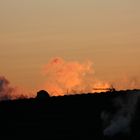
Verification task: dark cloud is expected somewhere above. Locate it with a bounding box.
[0,76,14,100]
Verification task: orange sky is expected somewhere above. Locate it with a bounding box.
[0,0,140,90]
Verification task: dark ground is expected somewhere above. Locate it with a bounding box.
[0,90,140,140]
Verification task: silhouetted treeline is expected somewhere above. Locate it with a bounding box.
[0,90,140,140]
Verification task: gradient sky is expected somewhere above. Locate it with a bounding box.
[0,0,140,89]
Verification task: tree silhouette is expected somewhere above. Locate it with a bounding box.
[36,90,50,100]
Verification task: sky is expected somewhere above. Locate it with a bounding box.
[0,0,140,90]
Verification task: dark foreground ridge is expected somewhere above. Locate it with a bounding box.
[0,90,140,140]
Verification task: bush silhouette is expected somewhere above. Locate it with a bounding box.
[36,90,50,99]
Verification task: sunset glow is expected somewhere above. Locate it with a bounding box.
[0,0,140,99]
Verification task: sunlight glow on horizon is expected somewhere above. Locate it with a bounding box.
[0,0,140,89]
